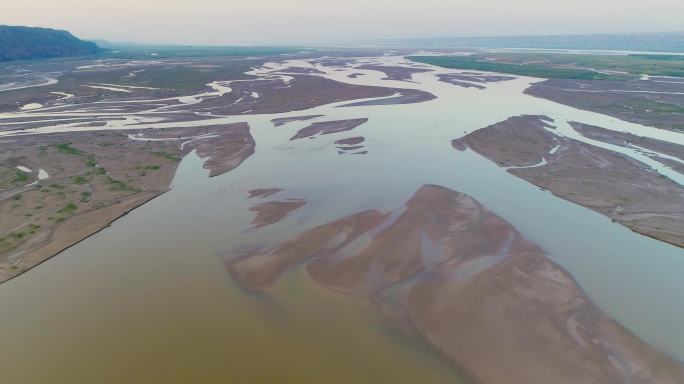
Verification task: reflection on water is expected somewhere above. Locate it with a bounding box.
[0,56,683,382]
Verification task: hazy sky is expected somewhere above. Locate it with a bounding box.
[3,0,684,45]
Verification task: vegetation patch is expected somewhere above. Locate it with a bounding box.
[54,143,84,156]
[152,151,181,161]
[11,170,29,183]
[105,176,134,191]
[409,55,628,80]
[623,99,684,114]
[411,52,684,79]
[57,202,78,215]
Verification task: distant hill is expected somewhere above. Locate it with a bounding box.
[384,33,684,53]
[0,25,102,61]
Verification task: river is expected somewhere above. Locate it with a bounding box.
[0,55,682,383]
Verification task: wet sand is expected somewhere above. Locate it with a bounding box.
[339,89,436,107]
[451,115,557,167]
[271,115,324,127]
[290,118,369,141]
[228,184,684,383]
[570,121,684,161]
[249,199,306,229]
[229,210,389,290]
[457,115,684,248]
[0,123,254,282]
[336,136,367,154]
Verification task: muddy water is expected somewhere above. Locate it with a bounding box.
[0,56,683,382]
[0,155,460,384]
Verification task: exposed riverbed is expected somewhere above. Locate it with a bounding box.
[0,55,682,382]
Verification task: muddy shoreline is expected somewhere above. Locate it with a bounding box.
[0,123,254,282]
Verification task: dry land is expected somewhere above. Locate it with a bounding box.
[526,78,684,132]
[290,118,369,141]
[0,123,254,282]
[455,115,684,247]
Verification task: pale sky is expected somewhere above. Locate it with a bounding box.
[3,0,684,45]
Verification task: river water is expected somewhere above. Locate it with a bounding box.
[0,56,682,383]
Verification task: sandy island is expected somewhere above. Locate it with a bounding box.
[526,78,684,132]
[290,118,369,141]
[227,184,684,383]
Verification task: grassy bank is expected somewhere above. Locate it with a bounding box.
[410,53,684,79]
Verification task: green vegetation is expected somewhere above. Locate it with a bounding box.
[10,232,26,239]
[57,202,77,215]
[80,191,91,202]
[136,164,161,176]
[521,53,684,77]
[94,167,107,175]
[85,155,97,168]
[629,54,684,61]
[0,25,101,62]
[410,52,684,79]
[409,55,627,80]
[0,237,10,252]
[11,170,29,183]
[72,175,89,184]
[54,143,84,156]
[152,151,180,161]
